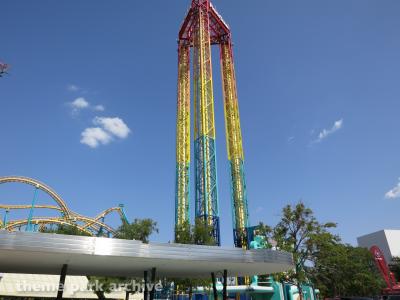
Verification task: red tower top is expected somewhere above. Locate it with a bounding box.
[179,1,230,44]
[191,0,210,7]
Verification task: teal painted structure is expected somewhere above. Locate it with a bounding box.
[283,283,319,300]
[191,281,319,300]
[118,203,129,224]
[26,187,38,232]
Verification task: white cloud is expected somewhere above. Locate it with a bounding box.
[314,119,343,143]
[69,97,90,114]
[67,84,80,92]
[80,117,130,148]
[94,117,130,139]
[94,105,105,111]
[69,98,106,114]
[71,97,89,109]
[385,178,400,199]
[80,127,112,148]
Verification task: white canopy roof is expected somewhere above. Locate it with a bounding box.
[0,231,293,278]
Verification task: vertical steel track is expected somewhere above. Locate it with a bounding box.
[175,42,191,231]
[175,0,249,247]
[220,39,249,248]
[193,0,220,245]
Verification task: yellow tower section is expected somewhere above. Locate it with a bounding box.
[220,39,249,248]
[175,43,191,229]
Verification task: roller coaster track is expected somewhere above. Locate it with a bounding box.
[0,204,125,223]
[0,176,71,219]
[0,204,62,211]
[0,204,123,233]
[68,214,117,235]
[5,215,117,235]
[95,206,126,221]
[5,218,93,236]
[0,176,125,236]
[81,206,128,230]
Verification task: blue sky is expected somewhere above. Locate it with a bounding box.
[1,0,399,245]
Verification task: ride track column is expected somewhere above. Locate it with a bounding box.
[193,0,220,245]
[175,42,191,234]
[220,38,249,249]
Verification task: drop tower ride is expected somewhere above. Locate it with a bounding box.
[175,0,249,248]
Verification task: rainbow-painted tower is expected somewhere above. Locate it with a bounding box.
[175,0,249,248]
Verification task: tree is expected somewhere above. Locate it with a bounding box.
[175,219,216,246]
[257,222,272,239]
[267,202,337,298]
[116,218,158,243]
[174,220,192,244]
[173,219,216,299]
[192,218,217,246]
[258,202,384,299]
[40,224,91,236]
[310,243,384,298]
[390,257,400,282]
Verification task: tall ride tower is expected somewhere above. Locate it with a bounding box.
[175,0,249,248]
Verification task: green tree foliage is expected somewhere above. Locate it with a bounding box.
[310,243,384,297]
[174,220,192,244]
[116,218,158,243]
[260,202,337,298]
[258,201,384,299]
[175,219,216,246]
[173,219,216,299]
[257,222,272,239]
[390,257,400,282]
[192,219,217,246]
[40,224,91,236]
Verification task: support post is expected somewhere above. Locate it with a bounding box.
[3,209,9,226]
[119,203,129,224]
[223,269,227,300]
[150,267,156,300]
[56,264,68,300]
[144,271,149,300]
[27,187,39,231]
[211,272,218,300]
